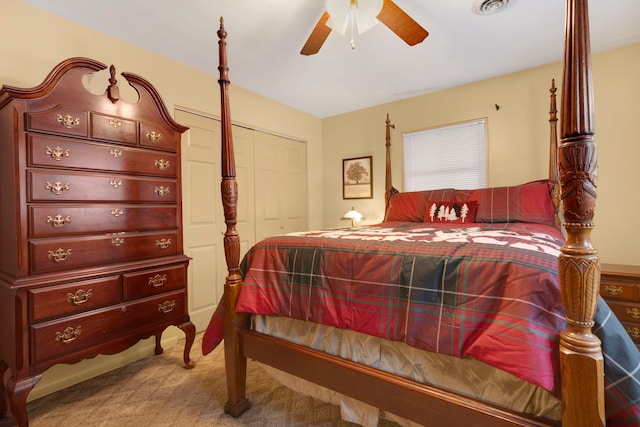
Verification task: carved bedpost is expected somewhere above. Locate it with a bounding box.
[218,17,251,417]
[548,80,562,228]
[384,114,398,216]
[558,1,605,426]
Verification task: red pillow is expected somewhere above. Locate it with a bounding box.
[385,191,427,222]
[385,189,472,222]
[424,201,478,224]
[468,180,556,226]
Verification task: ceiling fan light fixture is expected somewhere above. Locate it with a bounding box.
[325,0,383,35]
[472,0,512,15]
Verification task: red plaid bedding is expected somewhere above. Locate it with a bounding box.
[203,222,640,425]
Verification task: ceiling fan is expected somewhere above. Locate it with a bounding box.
[300,0,429,55]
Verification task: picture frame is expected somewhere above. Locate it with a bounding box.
[343,156,373,199]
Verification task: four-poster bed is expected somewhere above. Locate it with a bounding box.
[204,1,640,426]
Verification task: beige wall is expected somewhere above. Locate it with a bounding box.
[323,43,640,266]
[0,0,322,400]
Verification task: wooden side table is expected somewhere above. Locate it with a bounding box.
[599,263,640,349]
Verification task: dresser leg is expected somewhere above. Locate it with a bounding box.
[5,374,41,427]
[0,361,9,419]
[154,334,164,356]
[179,321,196,369]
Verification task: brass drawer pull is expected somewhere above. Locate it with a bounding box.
[111,208,124,217]
[56,114,80,129]
[158,300,176,314]
[46,181,70,195]
[626,307,640,320]
[149,274,168,288]
[156,239,172,249]
[46,214,71,228]
[67,289,93,305]
[48,248,72,263]
[55,326,82,343]
[109,148,123,158]
[109,118,122,128]
[155,159,170,170]
[155,186,170,197]
[146,131,162,142]
[111,237,125,246]
[603,284,624,296]
[626,327,640,339]
[109,179,123,188]
[46,146,70,161]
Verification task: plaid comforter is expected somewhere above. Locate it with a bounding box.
[203,222,640,425]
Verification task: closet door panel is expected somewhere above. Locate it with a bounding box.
[176,110,254,331]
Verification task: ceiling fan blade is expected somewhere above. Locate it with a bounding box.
[301,11,332,56]
[377,0,428,46]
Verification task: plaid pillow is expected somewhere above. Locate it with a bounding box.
[468,180,556,226]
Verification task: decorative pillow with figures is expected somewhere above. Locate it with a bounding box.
[424,201,478,224]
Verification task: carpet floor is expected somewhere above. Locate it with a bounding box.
[2,333,400,426]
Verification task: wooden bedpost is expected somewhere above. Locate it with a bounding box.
[548,80,562,228]
[218,17,251,417]
[557,1,605,426]
[384,114,398,216]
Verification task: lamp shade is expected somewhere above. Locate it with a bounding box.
[342,207,363,226]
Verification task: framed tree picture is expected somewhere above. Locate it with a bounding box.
[343,156,373,199]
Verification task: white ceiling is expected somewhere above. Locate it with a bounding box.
[21,0,640,118]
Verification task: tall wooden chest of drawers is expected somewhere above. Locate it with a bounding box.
[599,264,640,350]
[0,58,195,426]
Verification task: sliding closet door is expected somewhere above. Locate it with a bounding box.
[254,132,308,241]
[176,110,255,331]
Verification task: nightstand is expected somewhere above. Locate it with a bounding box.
[599,264,640,349]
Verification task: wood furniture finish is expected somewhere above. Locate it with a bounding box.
[217,0,605,425]
[0,58,195,427]
[600,264,640,349]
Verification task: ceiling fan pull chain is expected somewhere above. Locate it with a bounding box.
[349,0,357,49]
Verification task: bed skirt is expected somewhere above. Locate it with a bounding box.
[253,315,561,427]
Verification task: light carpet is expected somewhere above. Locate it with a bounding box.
[5,333,400,426]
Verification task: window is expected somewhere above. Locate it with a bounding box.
[403,119,487,191]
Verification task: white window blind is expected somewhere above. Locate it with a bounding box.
[403,119,487,191]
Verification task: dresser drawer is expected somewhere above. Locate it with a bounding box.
[90,113,137,145]
[29,170,177,203]
[139,122,178,152]
[28,134,177,177]
[29,231,180,274]
[600,275,637,301]
[29,275,121,322]
[29,205,178,237]
[26,106,89,138]
[621,321,640,347]
[123,264,187,301]
[30,305,128,365]
[607,301,640,324]
[30,290,186,365]
[123,289,187,327]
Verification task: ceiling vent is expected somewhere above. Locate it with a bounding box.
[473,0,512,15]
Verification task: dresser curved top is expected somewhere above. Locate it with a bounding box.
[0,57,188,136]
